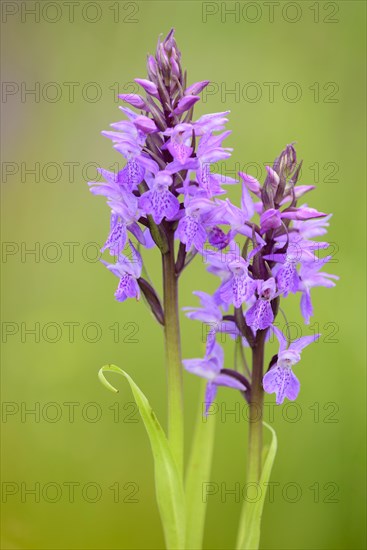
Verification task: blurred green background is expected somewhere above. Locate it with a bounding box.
[1,1,366,549]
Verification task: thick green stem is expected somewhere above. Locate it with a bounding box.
[247,330,266,483]
[162,235,184,477]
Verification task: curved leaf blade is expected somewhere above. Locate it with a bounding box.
[236,422,278,550]
[99,364,185,549]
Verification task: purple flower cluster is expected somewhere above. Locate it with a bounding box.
[89,30,237,317]
[89,29,338,409]
[183,143,338,408]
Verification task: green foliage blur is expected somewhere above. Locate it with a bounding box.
[1,1,366,549]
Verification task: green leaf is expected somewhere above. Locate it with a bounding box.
[98,364,185,549]
[236,422,278,550]
[185,381,216,549]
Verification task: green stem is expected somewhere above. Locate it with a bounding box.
[236,331,266,550]
[162,233,184,477]
[247,330,266,483]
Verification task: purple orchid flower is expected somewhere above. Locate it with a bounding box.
[162,123,194,165]
[102,241,142,302]
[298,256,339,324]
[101,216,129,257]
[139,171,180,224]
[245,278,277,332]
[90,174,150,250]
[219,256,257,308]
[164,128,235,198]
[183,291,242,351]
[183,341,248,414]
[195,131,236,197]
[263,326,320,404]
[176,196,218,252]
[194,111,231,135]
[291,214,332,239]
[117,160,145,191]
[206,196,265,247]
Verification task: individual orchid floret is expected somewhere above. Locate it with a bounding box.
[176,197,215,252]
[162,124,194,165]
[184,291,223,325]
[183,291,242,351]
[102,241,143,302]
[194,111,231,135]
[298,256,339,324]
[264,221,336,307]
[183,342,248,414]
[196,131,233,164]
[207,198,265,246]
[204,241,243,278]
[263,249,300,297]
[272,225,330,262]
[275,259,300,297]
[88,168,137,200]
[90,177,149,250]
[139,171,180,224]
[195,132,236,197]
[245,278,277,332]
[291,214,332,239]
[263,326,320,404]
[220,256,257,308]
[101,216,128,257]
[117,160,146,191]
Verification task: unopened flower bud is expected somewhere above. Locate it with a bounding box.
[260,209,282,232]
[135,78,160,99]
[276,143,297,178]
[185,80,210,96]
[174,95,200,115]
[119,94,147,110]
